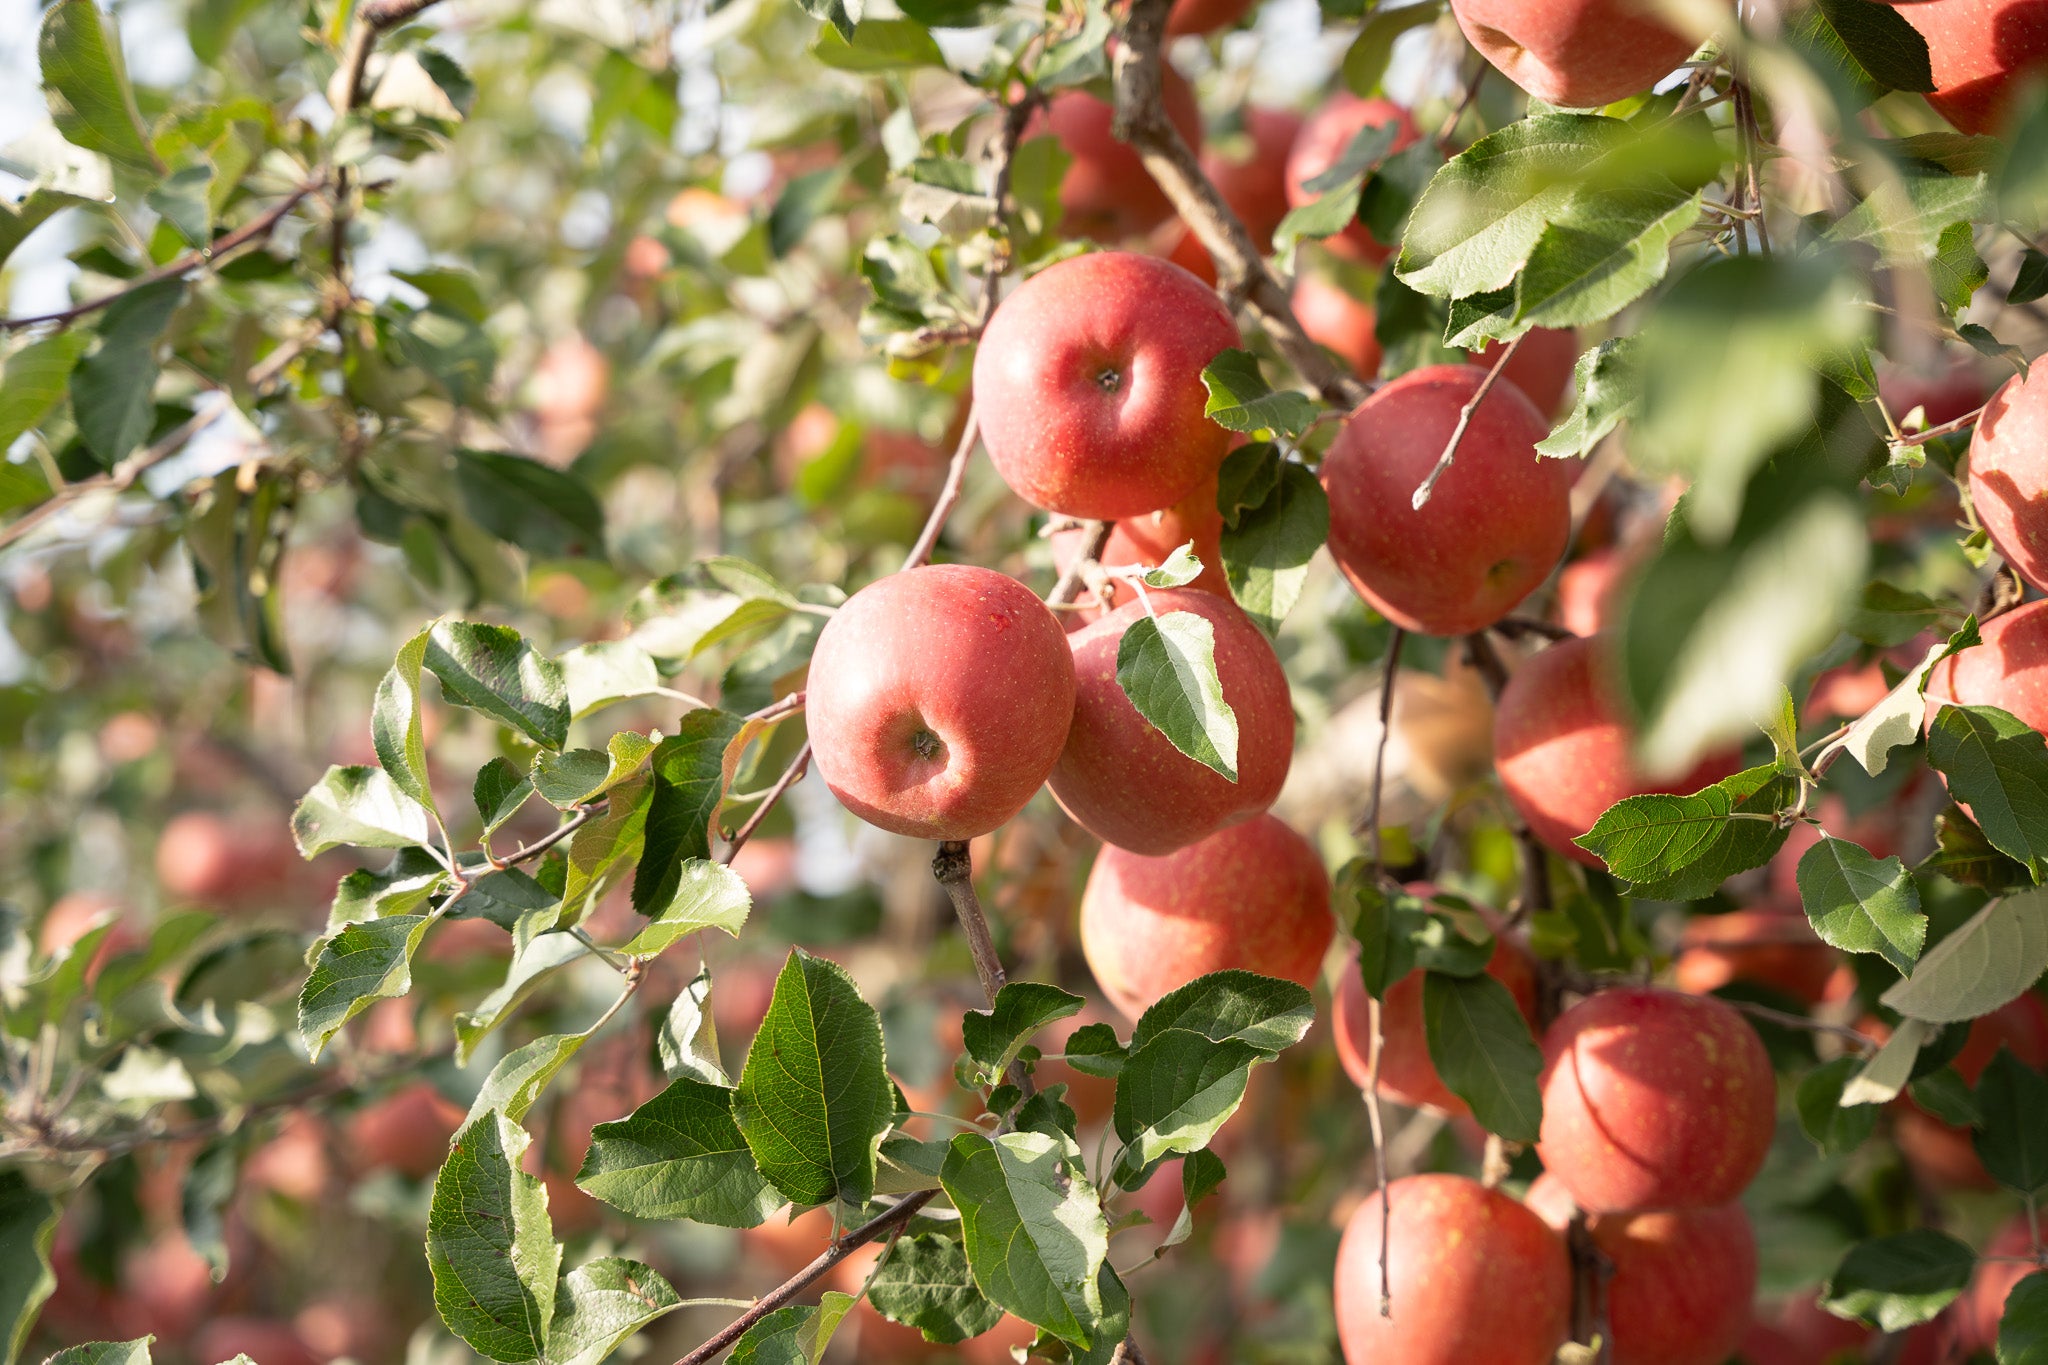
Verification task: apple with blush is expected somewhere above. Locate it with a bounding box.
[1166,0,1255,35]
[1293,273,1382,380]
[1285,95,1418,263]
[1888,0,2048,135]
[1050,472,1229,625]
[1469,326,1580,417]
[346,1082,466,1180]
[1951,1215,2044,1354]
[1033,71,1205,241]
[1673,907,1846,1006]
[1447,0,1701,109]
[1963,364,2048,592]
[1553,547,1628,637]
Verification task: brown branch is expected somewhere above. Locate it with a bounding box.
[1489,616,1578,643]
[1354,627,1406,855]
[486,802,603,872]
[0,395,229,552]
[670,1191,939,1365]
[1891,402,1985,447]
[1568,1217,1615,1363]
[1434,60,1487,155]
[902,405,982,571]
[719,742,811,865]
[0,179,327,333]
[1362,995,1393,1319]
[1411,335,1522,509]
[1110,0,1368,410]
[335,0,452,116]
[934,841,1010,1007]
[1729,1000,1879,1055]
[1048,520,1114,608]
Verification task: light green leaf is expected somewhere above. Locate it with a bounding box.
[1140,543,1205,590]
[627,558,801,669]
[658,971,728,1086]
[454,931,587,1064]
[1420,970,1544,1141]
[0,331,91,456]
[867,1234,1006,1346]
[373,629,438,820]
[962,982,1085,1084]
[1514,183,1702,329]
[1926,705,2048,878]
[546,1258,684,1365]
[620,858,751,957]
[1575,763,1797,900]
[559,772,652,927]
[292,764,434,857]
[532,732,658,809]
[1797,836,1925,971]
[427,1112,560,1362]
[1930,220,1988,315]
[1115,611,1239,782]
[810,18,945,70]
[560,641,668,719]
[1841,1016,1927,1106]
[941,1130,1110,1347]
[144,164,212,250]
[1129,971,1315,1056]
[576,1077,782,1227]
[1200,350,1318,439]
[298,913,434,1060]
[1219,460,1329,638]
[1881,887,2048,1022]
[41,1341,153,1365]
[467,1030,591,1125]
[1829,172,1990,261]
[0,1169,61,1365]
[424,621,571,752]
[1821,1230,1974,1331]
[39,0,161,175]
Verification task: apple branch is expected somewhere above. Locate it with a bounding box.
[1411,334,1523,510]
[1890,402,1985,448]
[0,394,231,551]
[1109,2,1369,410]
[335,0,453,117]
[1048,520,1115,607]
[1362,994,1393,1319]
[719,743,811,865]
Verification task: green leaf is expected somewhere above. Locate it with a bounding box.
[728,1295,854,1365]
[1200,350,1318,439]
[1821,1230,1975,1331]
[427,1112,560,1363]
[2002,1272,2048,1365]
[1112,1028,1263,1170]
[1797,836,1926,972]
[1830,172,1990,261]
[810,18,945,70]
[1795,1056,1882,1157]
[454,450,605,562]
[425,621,571,752]
[1926,705,2048,878]
[734,949,895,1208]
[1930,221,1988,315]
[1576,764,1797,900]
[466,1030,591,1125]
[1341,0,1445,95]
[1974,1048,2048,1193]
[532,732,658,809]
[1846,583,1946,648]
[559,773,653,926]
[181,1135,238,1280]
[1059,1023,1128,1079]
[1910,1067,1982,1127]
[1139,543,1205,589]
[2011,248,2048,305]
[769,166,848,258]
[867,1234,1005,1345]
[373,628,438,820]
[941,1130,1110,1347]
[657,971,728,1086]
[1397,113,1618,299]
[576,1077,782,1227]
[1796,0,1936,94]
[1535,336,1638,459]
[1220,460,1329,638]
[292,764,434,856]
[73,279,186,468]
[144,164,212,250]
[620,859,751,957]
[627,559,800,668]
[39,0,162,175]
[1273,181,1365,261]
[298,914,433,1060]
[0,1169,60,1365]
[962,982,1085,1084]
[0,331,91,457]
[1514,182,1702,329]
[1115,611,1239,782]
[546,1258,685,1365]
[475,758,532,835]
[1156,1148,1228,1254]
[1420,970,1544,1142]
[1882,887,2048,1022]
[1129,971,1315,1055]
[633,710,746,914]
[559,641,669,719]
[42,1342,153,1365]
[1842,1017,1928,1106]
[453,932,586,1064]
[1347,874,1423,999]
[877,1134,950,1194]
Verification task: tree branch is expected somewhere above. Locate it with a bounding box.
[335,0,452,117]
[1048,520,1114,608]
[1411,335,1522,510]
[0,394,230,551]
[1362,995,1393,1319]
[719,743,811,865]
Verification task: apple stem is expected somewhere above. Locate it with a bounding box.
[1411,334,1524,512]
[1047,521,1114,607]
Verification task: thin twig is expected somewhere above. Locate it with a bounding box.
[719,742,811,865]
[1048,520,1114,608]
[1411,336,1522,510]
[487,803,602,871]
[1890,402,1986,448]
[335,0,451,116]
[745,691,808,726]
[0,395,230,552]
[1729,1000,1879,1054]
[901,406,981,572]
[1355,628,1406,855]
[1363,995,1392,1319]
[1434,61,1487,154]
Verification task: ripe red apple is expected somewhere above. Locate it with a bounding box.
[347,1082,466,1180]
[1553,546,1628,637]
[531,333,609,468]
[1493,635,1744,866]
[1334,1173,1571,1365]
[1079,813,1333,1021]
[1470,326,1580,417]
[1966,365,2048,592]
[807,565,1077,841]
[1929,597,2048,731]
[1332,902,1540,1114]
[1525,1174,1758,1365]
[1050,472,1230,624]
[1890,0,2048,135]
[1889,993,2048,1189]
[1284,95,1419,263]
[1447,0,1701,109]
[1737,1295,1874,1365]
[1167,0,1256,35]
[1673,908,1846,1006]
[1164,105,1305,276]
[1537,986,1776,1213]
[1953,1215,2043,1354]
[1322,364,1574,636]
[1049,590,1293,854]
[974,251,1239,519]
[1293,273,1382,380]
[156,809,297,907]
[1034,71,1205,241]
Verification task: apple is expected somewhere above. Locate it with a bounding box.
[1167,0,1256,36]
[1929,598,2048,750]
[1034,70,1205,241]
[97,710,160,764]
[1322,364,1574,637]
[1493,634,1744,866]
[1331,900,1540,1114]
[1673,908,1846,1006]
[1737,1295,1874,1365]
[346,1081,466,1180]
[1079,812,1333,1021]
[1293,273,1383,380]
[1164,105,1306,277]
[1334,1173,1571,1365]
[1525,1174,1758,1365]
[1953,1215,2043,1354]
[807,564,1077,841]
[1892,993,2048,1191]
[244,1112,333,1203]
[1554,547,1628,637]
[1537,985,1777,1212]
[1469,326,1581,417]
[1890,0,2048,135]
[531,333,608,468]
[959,1315,1041,1365]
[156,809,298,907]
[1446,0,1701,109]
[1285,95,1419,263]
[974,251,1239,520]
[1966,365,2048,591]
[1049,589,1294,854]
[1050,471,1230,624]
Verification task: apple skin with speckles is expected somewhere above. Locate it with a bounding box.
[1080,813,1332,1022]
[1536,986,1777,1213]
[806,565,1077,841]
[973,252,1239,520]
[1525,1174,1758,1365]
[1470,326,1581,417]
[1887,0,2048,136]
[1283,95,1418,264]
[1447,0,1700,109]
[1965,367,2048,592]
[1333,1173,1571,1365]
[1049,589,1294,855]
[1321,364,1575,637]
[1928,598,2048,732]
[1494,635,1744,866]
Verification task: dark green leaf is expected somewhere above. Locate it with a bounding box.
[769,167,848,258]
[1795,1056,1882,1157]
[1115,611,1239,782]
[455,450,606,561]
[1973,1048,2048,1193]
[1514,181,1701,329]
[1909,1067,1982,1127]
[1820,1230,1975,1330]
[144,164,212,250]
[1113,1029,1262,1171]
[1925,705,2048,878]
[1846,582,1945,647]
[426,1112,560,1362]
[39,0,162,174]
[73,280,185,468]
[181,1136,238,1279]
[1576,763,1797,900]
[2002,1272,2048,1365]
[867,1234,1005,1345]
[2011,248,2048,305]
[0,1169,60,1365]
[727,1295,854,1365]
[475,757,532,835]
[298,914,433,1060]
[1420,971,1543,1142]
[1220,460,1329,637]
[1200,350,1318,439]
[1930,221,1988,315]
[941,1130,1110,1347]
[1060,1022,1128,1079]
[632,710,746,914]
[1813,0,1936,92]
[962,983,1085,1083]
[424,620,570,751]
[1797,836,1925,971]
[577,1077,782,1227]
[1129,971,1315,1055]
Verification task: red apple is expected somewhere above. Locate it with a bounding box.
[1953,1216,2044,1354]
[1537,986,1777,1213]
[1673,908,1845,1006]
[346,1082,466,1180]
[1966,365,2048,592]
[1332,902,1540,1114]
[1034,71,1205,241]
[1737,1295,1874,1365]
[1470,326,1580,417]
[156,809,297,907]
[1883,995,2048,1191]
[1334,1173,1571,1365]
[1447,0,1701,109]
[1929,597,2048,741]
[1079,813,1333,1021]
[1493,634,1744,866]
[1294,273,1383,380]
[1322,364,1574,637]
[37,891,137,981]
[1167,0,1256,36]
[1890,0,2048,135]
[974,251,1239,519]
[1049,590,1293,854]
[806,565,1077,841]
[1050,472,1230,623]
[1525,1174,1758,1365]
[1284,95,1419,263]
[1554,547,1627,637]
[1165,105,1306,276]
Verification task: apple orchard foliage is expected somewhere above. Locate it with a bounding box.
[8,0,2048,1363]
